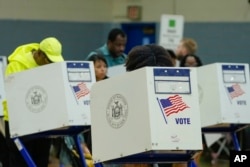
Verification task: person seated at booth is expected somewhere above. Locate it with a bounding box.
[86,28,127,68]
[2,37,64,167]
[57,54,109,167]
[88,54,109,82]
[179,54,203,67]
[125,44,173,167]
[125,44,201,167]
[125,44,173,71]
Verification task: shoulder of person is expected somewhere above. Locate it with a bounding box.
[86,46,106,60]
[86,51,97,60]
[121,53,127,59]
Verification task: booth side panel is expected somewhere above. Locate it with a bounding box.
[64,61,96,126]
[198,64,222,127]
[5,62,69,137]
[91,68,153,163]
[149,67,202,150]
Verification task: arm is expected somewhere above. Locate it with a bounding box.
[5,62,27,76]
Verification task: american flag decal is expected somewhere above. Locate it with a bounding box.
[72,82,89,99]
[159,95,189,117]
[227,84,245,99]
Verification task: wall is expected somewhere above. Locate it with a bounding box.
[0,0,250,65]
[112,0,250,22]
[0,20,120,60]
[0,0,113,22]
[184,22,250,65]
[1,0,250,22]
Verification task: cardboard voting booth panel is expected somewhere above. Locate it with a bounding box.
[0,56,7,116]
[108,64,126,77]
[5,61,95,138]
[90,67,202,163]
[197,63,250,128]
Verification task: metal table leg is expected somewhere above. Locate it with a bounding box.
[73,134,88,167]
[13,138,36,167]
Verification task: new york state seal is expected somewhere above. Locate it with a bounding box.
[25,86,48,113]
[106,94,128,129]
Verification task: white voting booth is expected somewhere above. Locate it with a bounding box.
[90,67,202,163]
[5,61,95,138]
[0,56,7,116]
[198,63,250,158]
[0,56,7,135]
[108,64,126,77]
[197,63,250,128]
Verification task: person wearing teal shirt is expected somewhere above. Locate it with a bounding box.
[86,28,127,67]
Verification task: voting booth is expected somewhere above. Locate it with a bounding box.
[197,63,250,128]
[0,56,7,116]
[108,64,126,77]
[5,61,95,138]
[90,67,202,163]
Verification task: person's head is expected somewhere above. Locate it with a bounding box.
[107,28,127,58]
[33,37,64,65]
[125,44,174,72]
[167,49,177,67]
[175,38,198,60]
[88,54,108,81]
[180,54,203,67]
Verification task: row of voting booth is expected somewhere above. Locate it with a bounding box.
[2,61,250,167]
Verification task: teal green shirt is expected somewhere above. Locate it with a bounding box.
[86,44,127,67]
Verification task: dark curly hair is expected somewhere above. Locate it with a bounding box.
[87,54,108,67]
[108,28,126,42]
[125,44,174,71]
[180,54,203,67]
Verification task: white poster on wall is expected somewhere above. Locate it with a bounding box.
[159,14,184,51]
[0,56,7,116]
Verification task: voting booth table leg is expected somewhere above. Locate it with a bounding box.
[100,151,197,167]
[202,125,245,165]
[73,134,88,167]
[13,138,37,167]
[12,127,91,167]
[202,124,248,152]
[188,160,197,167]
[231,130,241,151]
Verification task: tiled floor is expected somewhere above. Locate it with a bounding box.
[199,149,229,167]
[200,157,229,167]
[48,143,231,167]
[48,153,230,167]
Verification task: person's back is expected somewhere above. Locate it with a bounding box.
[125,44,173,167]
[126,44,203,167]
[125,44,173,71]
[167,49,177,67]
[86,28,127,67]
